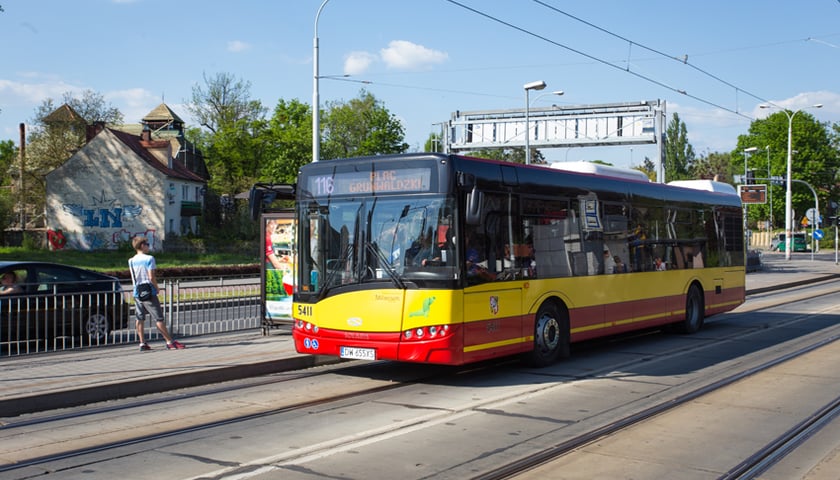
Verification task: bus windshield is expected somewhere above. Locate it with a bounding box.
[297,195,457,296]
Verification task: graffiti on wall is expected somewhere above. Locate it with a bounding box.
[56,191,153,250]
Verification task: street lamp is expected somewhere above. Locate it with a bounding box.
[759,103,823,259]
[765,145,772,230]
[312,0,331,163]
[743,147,758,249]
[523,80,546,165]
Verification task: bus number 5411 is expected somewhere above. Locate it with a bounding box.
[297,305,313,318]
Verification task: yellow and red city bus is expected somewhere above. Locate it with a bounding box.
[291,153,745,366]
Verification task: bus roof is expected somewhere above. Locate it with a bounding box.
[548,161,651,183]
[667,180,738,196]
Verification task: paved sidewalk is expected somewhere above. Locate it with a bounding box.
[1,252,838,418]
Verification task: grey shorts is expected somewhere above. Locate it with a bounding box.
[135,296,164,323]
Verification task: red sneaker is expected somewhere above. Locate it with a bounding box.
[166,340,186,350]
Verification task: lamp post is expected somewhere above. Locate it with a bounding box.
[312,0,331,163]
[523,80,546,165]
[765,145,772,230]
[760,103,823,259]
[743,147,758,249]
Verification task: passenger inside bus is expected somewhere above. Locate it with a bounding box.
[465,233,494,282]
[603,249,616,274]
[613,256,626,273]
[654,256,667,271]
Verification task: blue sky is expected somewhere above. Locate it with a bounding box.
[2,0,839,168]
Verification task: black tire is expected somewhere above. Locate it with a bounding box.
[523,302,569,367]
[84,311,111,343]
[675,284,704,334]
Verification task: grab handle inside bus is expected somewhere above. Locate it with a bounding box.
[466,187,483,225]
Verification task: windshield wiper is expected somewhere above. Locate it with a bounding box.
[364,242,406,289]
[317,244,355,300]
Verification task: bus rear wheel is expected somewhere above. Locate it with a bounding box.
[524,302,569,367]
[675,284,704,334]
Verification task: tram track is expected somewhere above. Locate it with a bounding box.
[472,329,840,480]
[3,280,840,478]
[0,360,469,472]
[721,394,840,479]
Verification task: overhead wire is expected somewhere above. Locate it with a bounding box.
[444,0,755,119]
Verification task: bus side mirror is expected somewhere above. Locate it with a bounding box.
[466,187,482,225]
[249,186,264,221]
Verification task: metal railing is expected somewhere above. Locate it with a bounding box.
[1,277,265,357]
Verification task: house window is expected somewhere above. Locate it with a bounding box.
[182,185,189,200]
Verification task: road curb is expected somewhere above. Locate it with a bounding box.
[0,354,342,417]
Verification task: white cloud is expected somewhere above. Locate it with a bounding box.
[0,77,80,105]
[751,91,840,119]
[380,40,448,70]
[103,88,159,123]
[227,40,252,53]
[343,51,378,75]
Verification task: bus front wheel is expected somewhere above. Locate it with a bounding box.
[524,302,569,367]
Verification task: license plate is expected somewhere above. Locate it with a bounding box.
[340,346,376,361]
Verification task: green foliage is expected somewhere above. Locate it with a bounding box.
[23,90,123,226]
[737,112,839,231]
[0,139,16,183]
[0,190,14,242]
[664,113,695,181]
[632,156,656,181]
[691,151,732,183]
[21,232,40,251]
[321,89,409,159]
[424,133,444,153]
[186,72,265,135]
[261,98,312,184]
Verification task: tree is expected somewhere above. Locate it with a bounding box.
[186,72,269,195]
[321,90,408,159]
[424,132,444,153]
[0,140,16,237]
[261,99,312,185]
[0,139,16,185]
[22,90,123,227]
[737,112,839,231]
[691,151,732,183]
[664,113,695,181]
[632,156,657,181]
[186,72,265,134]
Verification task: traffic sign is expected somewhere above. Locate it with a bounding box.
[814,229,824,240]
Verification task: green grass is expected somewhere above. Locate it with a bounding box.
[0,247,258,273]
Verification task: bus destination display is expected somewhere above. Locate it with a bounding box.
[308,168,432,196]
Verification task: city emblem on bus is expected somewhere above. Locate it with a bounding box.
[347,317,363,327]
[489,296,499,315]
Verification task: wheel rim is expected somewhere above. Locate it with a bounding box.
[535,311,560,354]
[86,313,109,340]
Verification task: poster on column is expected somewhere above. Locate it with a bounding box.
[262,212,295,324]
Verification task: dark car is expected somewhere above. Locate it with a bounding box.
[0,261,129,348]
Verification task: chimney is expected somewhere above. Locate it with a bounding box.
[141,125,151,142]
[85,121,106,143]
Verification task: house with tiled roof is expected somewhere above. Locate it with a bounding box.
[44,104,209,250]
